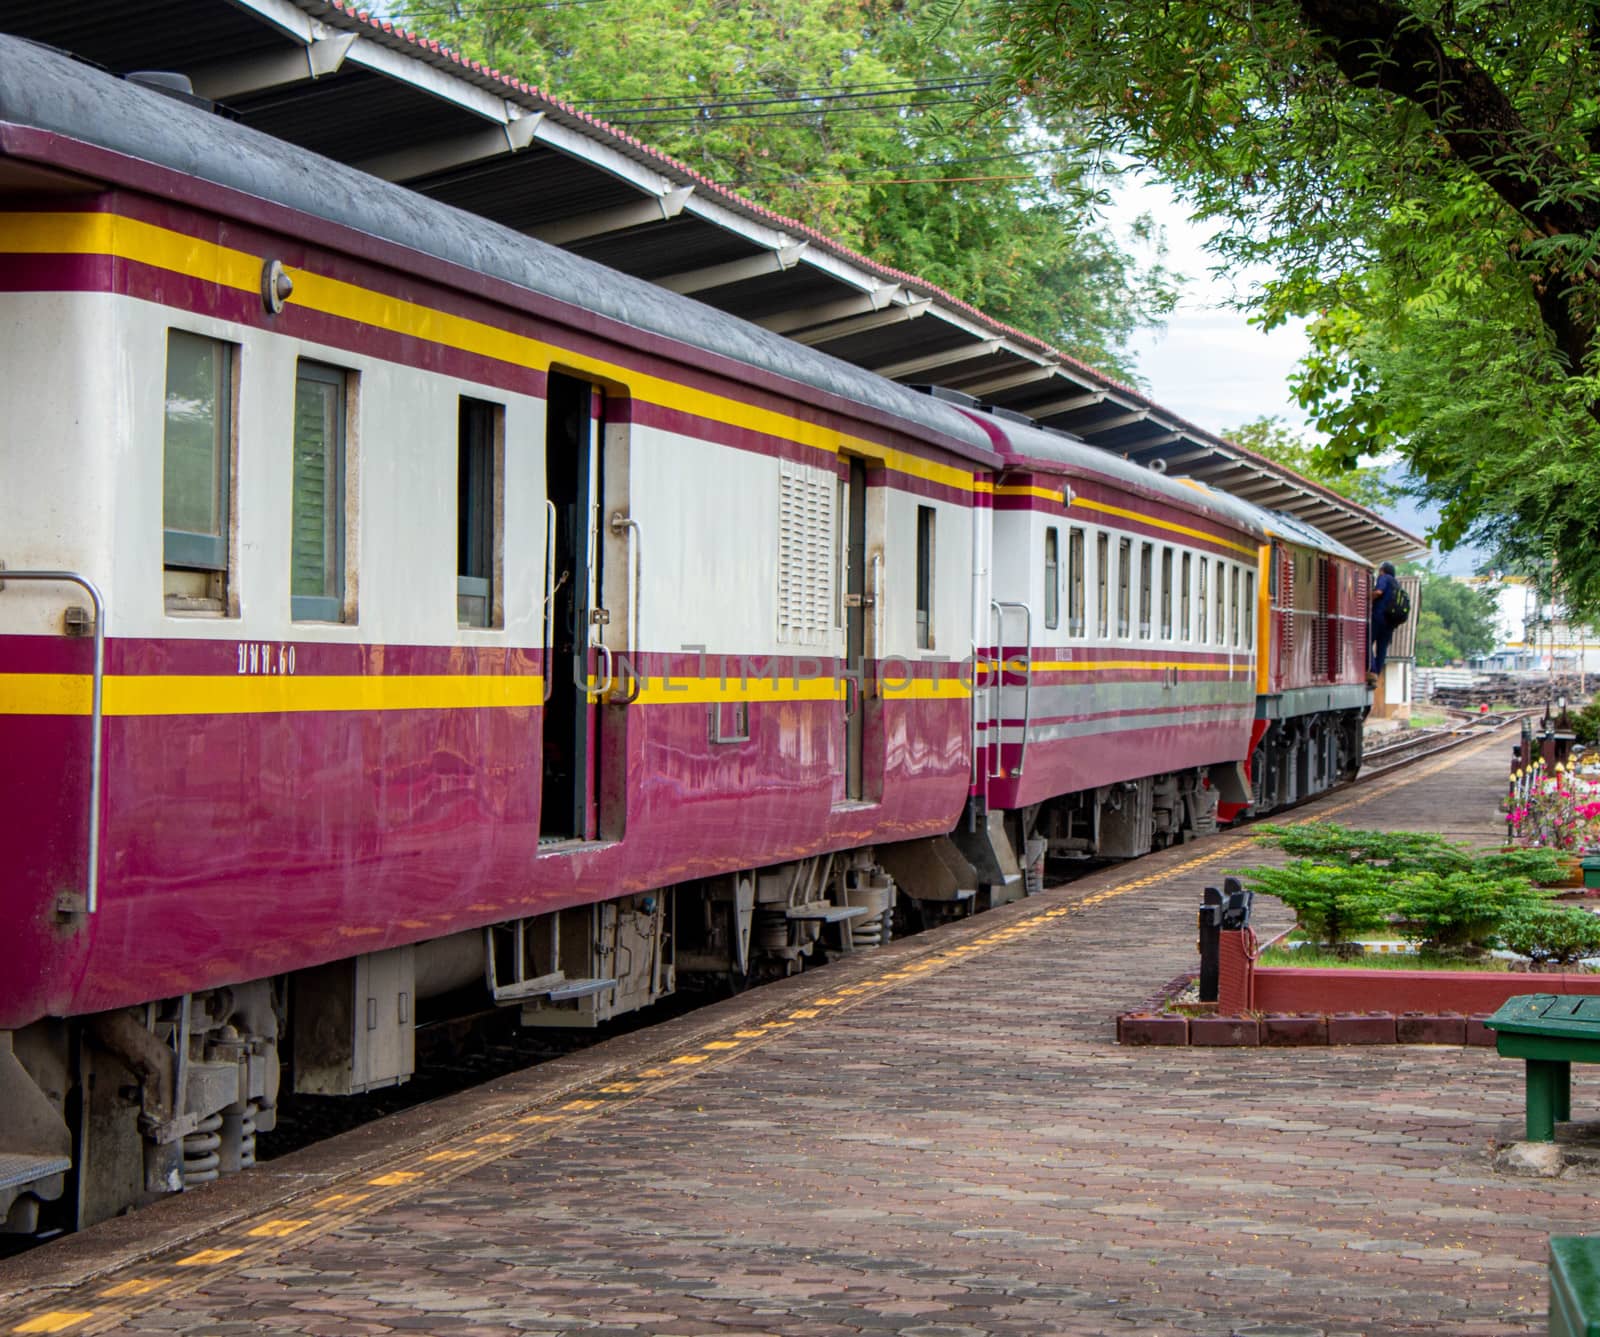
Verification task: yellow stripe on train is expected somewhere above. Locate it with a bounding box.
[0,212,980,497]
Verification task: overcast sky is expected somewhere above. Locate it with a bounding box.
[1105,173,1476,571]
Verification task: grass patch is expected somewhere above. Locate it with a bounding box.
[1258,946,1516,972]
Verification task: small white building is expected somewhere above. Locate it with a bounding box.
[1462,575,1600,676]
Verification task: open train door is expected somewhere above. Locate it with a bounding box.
[541,372,610,845]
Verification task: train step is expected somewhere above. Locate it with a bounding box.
[784,903,872,923]
[0,1152,70,1193]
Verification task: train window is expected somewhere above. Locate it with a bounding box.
[1245,571,1256,648]
[1229,565,1241,646]
[1160,547,1173,639]
[1043,527,1060,630]
[457,398,503,629]
[1095,532,1109,637]
[1197,557,1209,643]
[1180,552,1192,641]
[1137,542,1153,639]
[1214,560,1227,645]
[291,360,351,623]
[162,331,234,609]
[916,505,935,650]
[1067,527,1085,635]
[1116,537,1132,638]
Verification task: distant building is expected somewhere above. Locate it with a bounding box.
[1458,575,1600,674]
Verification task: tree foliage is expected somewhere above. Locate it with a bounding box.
[409,0,1179,378]
[982,0,1600,618]
[1225,415,1398,509]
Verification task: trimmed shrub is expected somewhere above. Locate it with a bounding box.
[1496,905,1600,966]
[1387,871,1545,956]
[1229,862,1391,948]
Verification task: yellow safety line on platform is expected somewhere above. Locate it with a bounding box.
[0,729,1502,1336]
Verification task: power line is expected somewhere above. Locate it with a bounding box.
[609,97,977,128]
[731,146,1077,186]
[583,78,996,113]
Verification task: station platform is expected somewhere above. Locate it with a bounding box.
[2,728,1584,1337]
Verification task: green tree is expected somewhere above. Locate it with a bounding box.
[404,0,1179,378]
[981,0,1600,619]
[1400,561,1499,665]
[1225,416,1398,510]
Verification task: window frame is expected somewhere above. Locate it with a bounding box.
[1095,531,1110,638]
[290,359,351,624]
[1137,540,1153,640]
[1116,536,1132,639]
[457,397,504,630]
[1159,546,1173,640]
[1043,526,1060,631]
[162,329,235,579]
[1067,526,1085,636]
[1180,551,1192,642]
[915,504,935,650]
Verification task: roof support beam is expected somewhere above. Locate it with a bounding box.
[188,30,358,99]
[945,364,1059,396]
[1076,409,1151,437]
[1023,390,1111,418]
[355,112,543,181]
[875,340,1003,381]
[1122,433,1187,458]
[789,299,933,347]
[530,187,696,246]
[757,286,901,335]
[656,243,808,294]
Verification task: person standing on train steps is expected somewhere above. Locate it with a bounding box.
[1369,560,1400,687]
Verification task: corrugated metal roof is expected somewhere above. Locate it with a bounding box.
[0,0,1426,562]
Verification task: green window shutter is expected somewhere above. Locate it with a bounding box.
[292,364,344,619]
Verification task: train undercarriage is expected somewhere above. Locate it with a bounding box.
[0,731,1359,1238]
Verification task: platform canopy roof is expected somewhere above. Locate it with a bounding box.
[6,0,1426,562]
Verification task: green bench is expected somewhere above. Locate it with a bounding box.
[1550,1236,1600,1337]
[1484,994,1600,1142]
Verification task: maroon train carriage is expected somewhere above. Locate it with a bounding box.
[959,408,1268,867]
[0,37,1000,1233]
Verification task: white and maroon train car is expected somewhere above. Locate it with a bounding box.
[960,409,1268,861]
[0,37,993,1231]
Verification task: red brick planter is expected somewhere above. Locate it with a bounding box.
[1396,1012,1467,1045]
[1118,1013,1188,1045]
[1465,1015,1497,1047]
[1216,928,1600,1016]
[1262,1013,1328,1046]
[1189,1015,1259,1046]
[1327,1012,1397,1045]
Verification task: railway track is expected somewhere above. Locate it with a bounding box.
[1359,707,1531,780]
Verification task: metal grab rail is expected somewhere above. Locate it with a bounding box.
[969,638,982,786]
[609,512,641,705]
[1,569,105,913]
[989,599,1032,780]
[592,642,614,699]
[869,551,884,654]
[542,501,557,704]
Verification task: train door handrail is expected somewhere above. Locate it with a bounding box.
[0,568,105,913]
[989,599,1032,779]
[609,512,641,704]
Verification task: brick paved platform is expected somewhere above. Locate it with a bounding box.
[4,727,1585,1337]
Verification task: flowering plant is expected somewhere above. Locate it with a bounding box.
[1505,759,1600,851]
